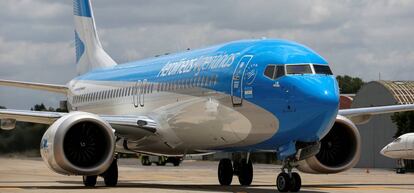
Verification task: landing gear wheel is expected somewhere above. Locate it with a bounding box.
[103,159,118,187]
[141,156,151,166]
[172,158,181,167]
[218,159,233,185]
[237,159,253,186]
[276,173,291,192]
[290,172,301,192]
[396,168,406,174]
[156,158,166,166]
[82,175,97,187]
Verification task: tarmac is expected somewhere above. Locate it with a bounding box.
[0,157,414,193]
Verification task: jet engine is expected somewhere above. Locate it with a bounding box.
[40,112,115,176]
[297,115,361,174]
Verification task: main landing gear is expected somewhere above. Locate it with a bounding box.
[82,158,118,187]
[276,160,301,192]
[217,158,253,186]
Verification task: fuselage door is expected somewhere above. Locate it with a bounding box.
[133,80,141,108]
[231,55,253,106]
[140,79,146,107]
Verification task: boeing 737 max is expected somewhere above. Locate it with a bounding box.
[1,0,414,192]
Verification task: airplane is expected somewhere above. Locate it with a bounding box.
[1,0,414,192]
[381,133,414,160]
[381,133,414,173]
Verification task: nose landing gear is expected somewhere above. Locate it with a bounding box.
[276,161,301,192]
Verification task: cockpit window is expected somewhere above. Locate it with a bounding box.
[275,65,285,79]
[314,65,333,75]
[393,137,402,143]
[264,65,285,80]
[286,64,313,75]
[264,65,275,79]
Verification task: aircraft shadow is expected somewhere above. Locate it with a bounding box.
[0,180,326,193]
[3,180,413,192]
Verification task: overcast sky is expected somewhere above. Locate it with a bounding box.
[1,0,414,109]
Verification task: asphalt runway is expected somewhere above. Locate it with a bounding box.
[0,157,414,193]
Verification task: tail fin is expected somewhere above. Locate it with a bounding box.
[73,0,116,75]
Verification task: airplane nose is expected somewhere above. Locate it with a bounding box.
[290,76,339,108]
[314,85,339,107]
[380,146,388,157]
[281,76,339,141]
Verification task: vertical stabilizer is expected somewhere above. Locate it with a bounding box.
[73,0,116,75]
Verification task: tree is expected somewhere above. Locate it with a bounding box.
[0,103,57,155]
[336,75,365,94]
[0,106,5,109]
[31,103,47,111]
[391,111,414,138]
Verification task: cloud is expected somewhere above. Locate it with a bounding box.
[1,0,414,109]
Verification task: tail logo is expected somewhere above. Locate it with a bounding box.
[73,0,92,17]
[75,31,85,63]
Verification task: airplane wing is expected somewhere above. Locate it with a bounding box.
[0,79,68,94]
[339,104,414,124]
[0,109,157,137]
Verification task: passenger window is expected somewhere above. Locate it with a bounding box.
[186,79,190,88]
[264,65,275,79]
[173,81,177,90]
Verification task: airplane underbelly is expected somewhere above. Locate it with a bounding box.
[73,82,278,154]
[149,92,279,151]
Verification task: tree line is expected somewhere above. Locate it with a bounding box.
[0,103,67,155]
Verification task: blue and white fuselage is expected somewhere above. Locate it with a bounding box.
[4,0,414,189]
[68,39,339,155]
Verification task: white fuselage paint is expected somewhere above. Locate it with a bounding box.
[68,80,279,155]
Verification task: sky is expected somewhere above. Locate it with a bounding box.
[1,0,414,109]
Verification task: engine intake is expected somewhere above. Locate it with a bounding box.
[297,115,361,174]
[41,112,115,176]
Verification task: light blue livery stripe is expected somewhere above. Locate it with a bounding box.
[75,31,85,63]
[73,0,92,17]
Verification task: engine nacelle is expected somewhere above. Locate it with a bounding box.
[40,112,115,176]
[0,119,16,130]
[297,115,361,174]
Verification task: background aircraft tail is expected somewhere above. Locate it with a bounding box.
[73,0,116,75]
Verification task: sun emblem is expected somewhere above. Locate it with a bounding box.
[244,63,258,85]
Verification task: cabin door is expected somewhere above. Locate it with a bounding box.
[133,80,141,108]
[133,80,146,108]
[231,55,253,106]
